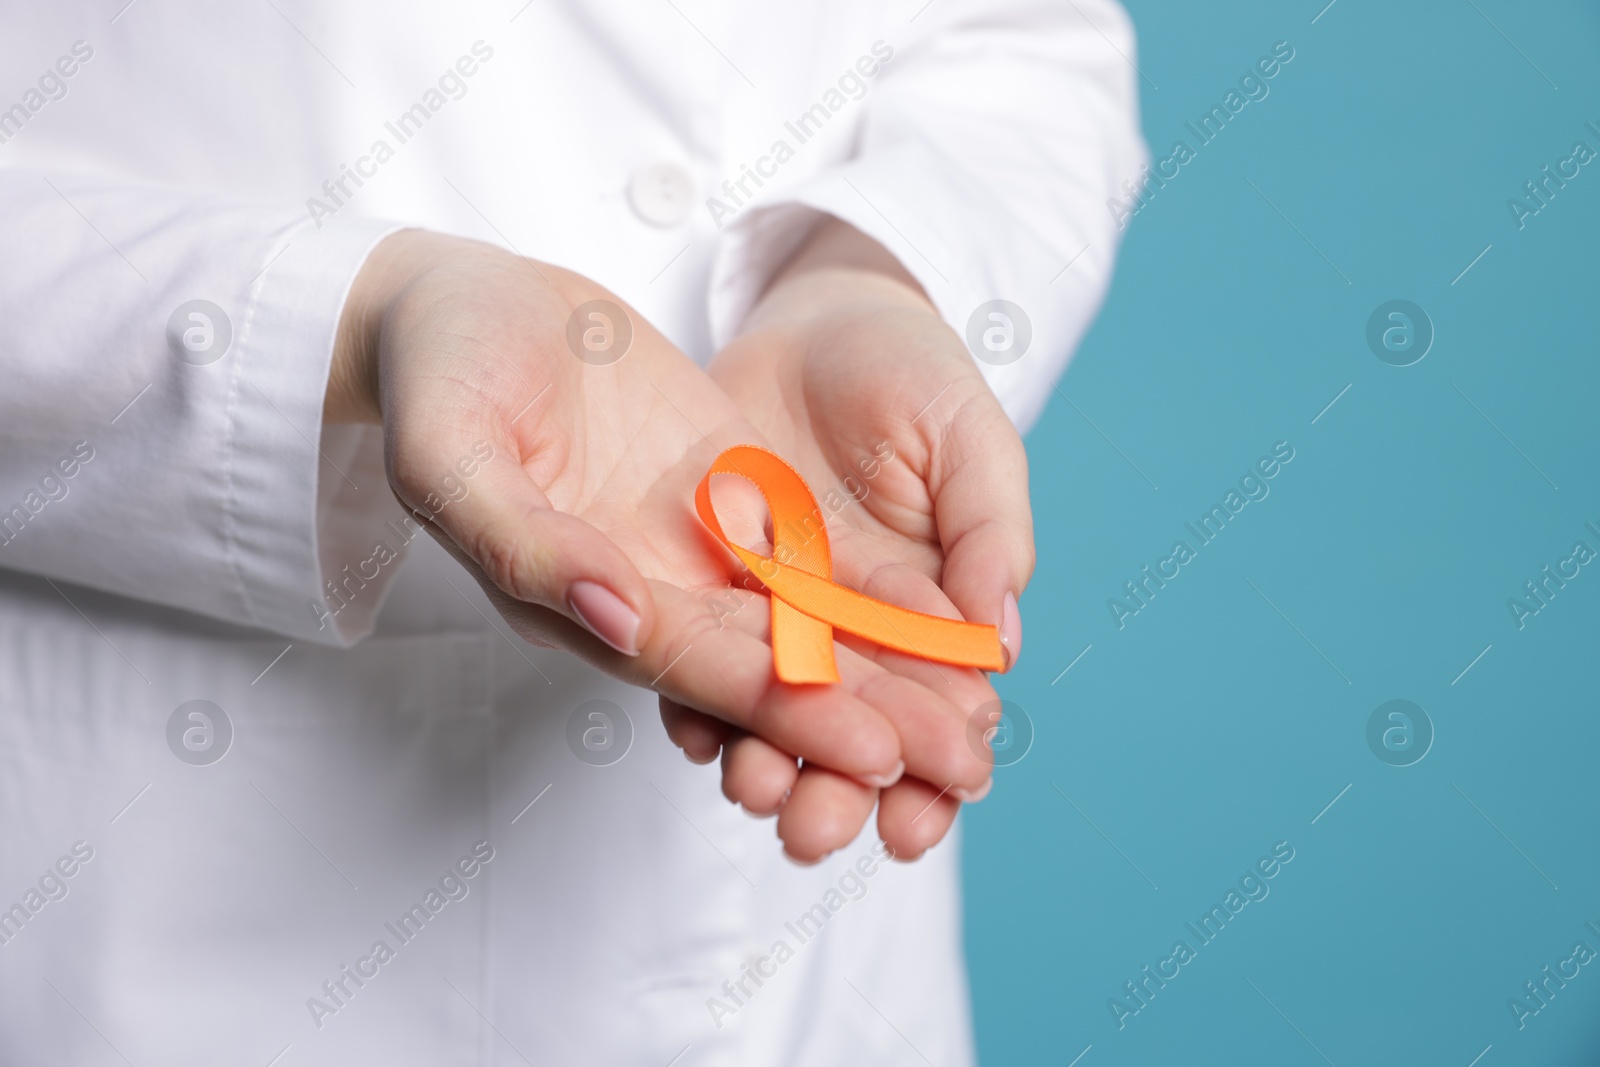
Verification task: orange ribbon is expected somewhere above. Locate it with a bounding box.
[695,445,1005,684]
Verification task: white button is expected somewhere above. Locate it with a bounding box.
[628,163,695,227]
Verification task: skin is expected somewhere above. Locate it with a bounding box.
[325,223,1033,864]
[672,218,1036,860]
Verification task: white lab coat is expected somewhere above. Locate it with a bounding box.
[0,2,1144,1063]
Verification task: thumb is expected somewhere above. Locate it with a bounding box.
[387,432,654,657]
[928,406,1035,671]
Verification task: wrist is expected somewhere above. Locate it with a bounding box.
[325,229,451,424]
[748,217,935,332]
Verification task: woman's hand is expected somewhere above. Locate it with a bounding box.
[664,218,1036,862]
[326,230,996,848]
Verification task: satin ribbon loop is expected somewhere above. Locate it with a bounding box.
[695,445,1005,684]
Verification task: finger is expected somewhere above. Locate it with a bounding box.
[826,534,997,799]
[721,733,799,815]
[703,526,996,799]
[777,765,878,865]
[390,427,656,658]
[659,696,729,764]
[463,574,907,786]
[877,777,960,861]
[848,663,991,799]
[923,395,1035,671]
[639,585,905,787]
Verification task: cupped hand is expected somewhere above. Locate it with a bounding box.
[663,218,1037,862]
[327,230,996,854]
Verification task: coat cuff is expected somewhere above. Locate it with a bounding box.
[229,217,410,647]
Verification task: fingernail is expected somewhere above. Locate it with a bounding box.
[568,581,641,656]
[684,749,717,766]
[858,760,905,790]
[999,590,1022,671]
[954,778,993,804]
[783,848,824,868]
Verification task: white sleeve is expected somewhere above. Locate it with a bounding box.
[709,0,1149,434]
[0,169,408,646]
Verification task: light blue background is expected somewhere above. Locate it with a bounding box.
[967,1,1600,1064]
